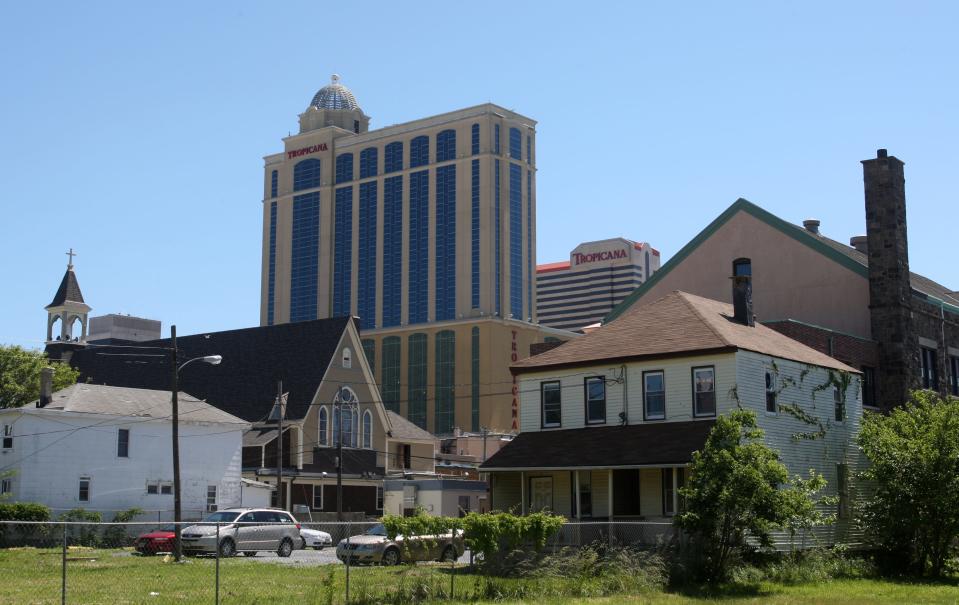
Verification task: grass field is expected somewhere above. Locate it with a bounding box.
[1,547,957,604]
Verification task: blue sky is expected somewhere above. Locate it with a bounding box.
[1,1,955,349]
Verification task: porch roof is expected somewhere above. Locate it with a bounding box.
[479,420,715,471]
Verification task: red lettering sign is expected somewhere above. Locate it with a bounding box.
[510,332,519,430]
[286,143,328,159]
[572,249,628,266]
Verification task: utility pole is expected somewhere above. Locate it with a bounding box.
[170,325,182,562]
[336,386,343,521]
[276,380,283,511]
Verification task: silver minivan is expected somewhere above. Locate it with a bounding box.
[181,508,302,557]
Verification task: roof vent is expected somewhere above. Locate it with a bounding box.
[849,235,868,255]
[802,219,821,235]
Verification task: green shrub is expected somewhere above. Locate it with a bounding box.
[60,508,101,547]
[0,502,51,522]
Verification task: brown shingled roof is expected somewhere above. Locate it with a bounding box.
[47,266,85,307]
[514,291,857,373]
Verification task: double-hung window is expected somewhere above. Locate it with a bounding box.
[206,485,218,512]
[643,371,665,420]
[765,371,777,413]
[541,381,562,428]
[117,428,130,458]
[78,477,91,502]
[312,484,324,510]
[584,377,606,424]
[2,424,12,450]
[0,477,10,495]
[692,366,716,417]
[920,347,938,389]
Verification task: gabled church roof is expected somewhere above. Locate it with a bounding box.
[47,265,85,308]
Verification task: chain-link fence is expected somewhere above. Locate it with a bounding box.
[0,519,671,604]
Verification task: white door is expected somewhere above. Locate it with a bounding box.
[529,477,553,512]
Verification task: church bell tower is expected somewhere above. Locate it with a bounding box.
[44,249,91,362]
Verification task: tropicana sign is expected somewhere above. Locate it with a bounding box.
[287,143,328,159]
[572,248,629,266]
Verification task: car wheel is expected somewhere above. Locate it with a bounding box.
[277,538,293,558]
[439,545,457,563]
[218,538,236,558]
[242,551,257,557]
[381,547,400,566]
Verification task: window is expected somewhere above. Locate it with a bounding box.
[334,388,359,447]
[436,129,456,162]
[584,377,606,424]
[834,385,845,422]
[270,169,278,198]
[312,484,324,510]
[837,463,850,519]
[335,153,354,183]
[434,331,456,434]
[509,163,523,318]
[410,135,429,168]
[359,147,378,179]
[358,181,377,329]
[408,171,429,324]
[643,371,665,420]
[692,366,716,417]
[471,159,480,309]
[206,485,218,513]
[1,477,11,495]
[471,123,479,155]
[765,371,777,413]
[147,483,158,495]
[861,366,877,407]
[361,339,375,373]
[509,127,522,159]
[541,381,562,428]
[293,158,321,191]
[921,347,938,389]
[576,470,592,517]
[494,124,500,154]
[78,477,91,502]
[333,186,353,317]
[267,201,277,325]
[435,165,456,321]
[382,175,403,328]
[342,347,352,369]
[161,484,172,495]
[399,443,412,470]
[2,424,12,449]
[408,333,428,428]
[471,327,480,432]
[384,141,403,173]
[318,406,328,446]
[377,486,384,511]
[117,428,130,458]
[951,356,959,396]
[526,133,531,163]
[733,257,752,277]
[362,410,372,449]
[290,192,320,322]
[382,336,401,413]
[494,160,501,316]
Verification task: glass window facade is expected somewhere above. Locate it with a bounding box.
[358,181,377,329]
[408,170,429,324]
[509,163,523,319]
[435,165,456,321]
[435,330,456,434]
[335,153,354,184]
[293,159,321,192]
[509,127,522,159]
[333,187,353,317]
[471,326,480,432]
[436,129,456,162]
[527,169,532,320]
[359,147,378,179]
[408,333,428,428]
[494,160,501,316]
[471,159,480,309]
[290,193,319,322]
[382,336,401,413]
[361,338,375,373]
[526,134,531,163]
[494,124,500,154]
[471,123,479,155]
[382,176,403,328]
[267,201,277,325]
[384,141,403,173]
[270,169,278,198]
[410,135,429,168]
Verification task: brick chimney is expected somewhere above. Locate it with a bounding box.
[862,149,917,409]
[38,367,54,408]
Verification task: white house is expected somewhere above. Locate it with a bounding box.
[481,283,862,544]
[0,382,249,520]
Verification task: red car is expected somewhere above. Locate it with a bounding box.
[134,526,176,555]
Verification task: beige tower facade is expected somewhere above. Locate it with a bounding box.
[260,77,574,435]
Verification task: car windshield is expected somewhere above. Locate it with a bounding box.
[157,526,175,533]
[201,511,241,523]
[365,524,387,536]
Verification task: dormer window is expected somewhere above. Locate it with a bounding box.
[342,348,352,369]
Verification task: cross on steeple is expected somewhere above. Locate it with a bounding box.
[66,248,76,268]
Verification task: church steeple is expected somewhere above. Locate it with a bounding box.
[45,248,91,346]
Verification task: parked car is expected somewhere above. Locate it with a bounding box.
[133,526,176,555]
[300,527,333,550]
[335,523,464,565]
[180,508,303,557]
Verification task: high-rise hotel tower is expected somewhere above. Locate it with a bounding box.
[260,76,573,435]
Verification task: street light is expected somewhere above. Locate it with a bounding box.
[170,325,222,562]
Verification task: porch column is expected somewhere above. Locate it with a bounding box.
[608,470,614,519]
[672,468,679,515]
[520,472,526,515]
[574,471,581,520]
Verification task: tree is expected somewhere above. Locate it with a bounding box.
[675,410,832,582]
[858,390,959,577]
[0,345,79,408]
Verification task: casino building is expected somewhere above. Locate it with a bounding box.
[260,76,573,436]
[536,238,660,332]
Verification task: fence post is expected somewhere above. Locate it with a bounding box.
[345,521,351,605]
[449,547,454,601]
[61,522,67,605]
[215,522,220,605]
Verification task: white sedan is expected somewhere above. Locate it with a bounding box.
[299,528,334,550]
